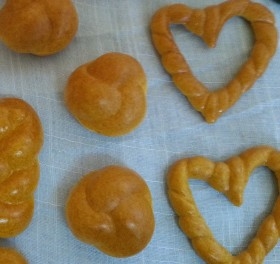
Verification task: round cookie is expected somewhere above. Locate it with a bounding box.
[64,52,147,136]
[0,0,78,55]
[66,165,155,258]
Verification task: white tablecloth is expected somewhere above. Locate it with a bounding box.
[0,0,280,263]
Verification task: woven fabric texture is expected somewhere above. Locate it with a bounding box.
[0,0,280,263]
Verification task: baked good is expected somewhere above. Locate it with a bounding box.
[0,98,43,238]
[167,145,280,263]
[0,0,78,56]
[150,0,278,122]
[66,165,155,257]
[64,52,147,136]
[0,248,27,264]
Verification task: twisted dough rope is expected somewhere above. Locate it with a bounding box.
[150,0,278,123]
[0,98,43,238]
[167,146,280,263]
[0,248,27,264]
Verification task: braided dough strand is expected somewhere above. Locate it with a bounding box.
[150,0,278,122]
[0,98,43,238]
[167,146,280,263]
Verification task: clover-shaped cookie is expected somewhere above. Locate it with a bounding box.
[151,0,278,122]
[167,145,280,263]
[0,98,43,238]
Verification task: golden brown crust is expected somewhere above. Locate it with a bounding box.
[167,145,280,263]
[64,52,147,137]
[0,248,28,264]
[66,165,155,258]
[0,98,43,238]
[150,0,278,123]
[0,0,78,55]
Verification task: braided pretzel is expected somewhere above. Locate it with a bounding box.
[0,248,27,264]
[0,98,43,238]
[167,146,280,263]
[0,0,78,55]
[150,0,278,123]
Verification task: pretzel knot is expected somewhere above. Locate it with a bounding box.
[66,165,155,258]
[150,0,278,122]
[64,52,147,137]
[167,146,280,264]
[0,98,43,238]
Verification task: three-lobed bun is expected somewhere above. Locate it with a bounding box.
[0,0,78,55]
[64,52,147,136]
[66,165,155,257]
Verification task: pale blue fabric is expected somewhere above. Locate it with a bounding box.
[0,0,280,263]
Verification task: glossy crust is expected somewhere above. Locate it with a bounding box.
[64,52,147,137]
[150,0,278,123]
[0,0,78,55]
[0,248,27,264]
[0,98,44,238]
[167,146,280,263]
[66,165,155,258]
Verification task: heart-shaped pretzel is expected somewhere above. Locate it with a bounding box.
[167,146,280,263]
[150,0,278,123]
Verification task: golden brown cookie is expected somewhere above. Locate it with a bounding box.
[0,0,78,55]
[167,145,280,263]
[66,165,155,257]
[0,248,27,264]
[64,52,147,136]
[0,98,44,238]
[150,0,278,122]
